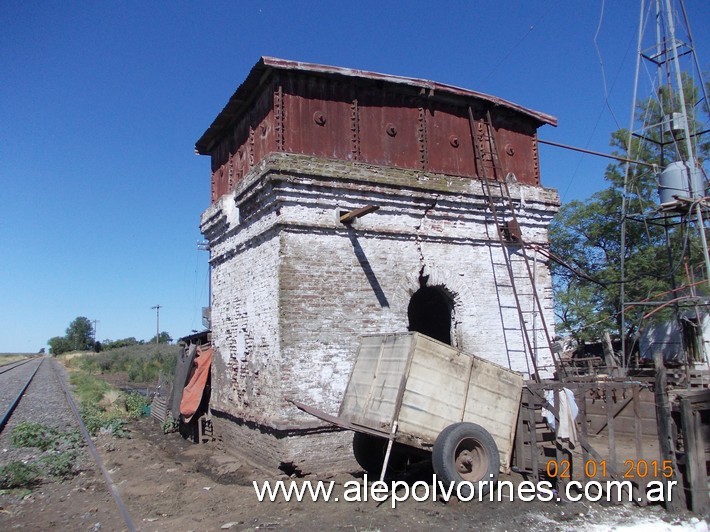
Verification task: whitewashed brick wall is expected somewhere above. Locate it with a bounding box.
[201,152,559,471]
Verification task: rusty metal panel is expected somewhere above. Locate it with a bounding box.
[250,89,276,169]
[497,129,539,185]
[209,89,275,202]
[494,113,540,185]
[231,119,250,190]
[358,89,422,169]
[211,165,228,202]
[425,102,476,178]
[469,116,495,180]
[240,57,556,129]
[199,57,557,204]
[282,75,354,160]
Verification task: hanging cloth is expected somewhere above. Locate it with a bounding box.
[179,345,213,423]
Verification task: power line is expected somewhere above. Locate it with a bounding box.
[92,319,100,347]
[481,2,558,84]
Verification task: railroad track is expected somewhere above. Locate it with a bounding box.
[0,358,44,434]
[0,356,136,531]
[0,356,38,376]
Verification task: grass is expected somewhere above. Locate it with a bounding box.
[80,404,130,437]
[68,371,152,436]
[61,344,172,436]
[70,370,114,405]
[0,354,35,366]
[10,422,81,451]
[0,462,42,489]
[0,422,85,489]
[64,343,180,384]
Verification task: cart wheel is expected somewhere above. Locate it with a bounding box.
[432,422,499,499]
[352,432,408,476]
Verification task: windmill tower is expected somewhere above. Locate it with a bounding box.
[620,0,710,373]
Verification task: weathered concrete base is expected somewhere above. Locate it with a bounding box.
[211,409,359,475]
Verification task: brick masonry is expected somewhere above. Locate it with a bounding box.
[200,152,559,473]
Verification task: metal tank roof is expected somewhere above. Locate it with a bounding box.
[195,56,557,155]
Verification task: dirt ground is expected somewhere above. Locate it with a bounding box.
[2,411,708,532]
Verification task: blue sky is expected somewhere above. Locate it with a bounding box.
[2,1,708,352]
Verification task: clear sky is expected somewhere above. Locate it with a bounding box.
[2,1,708,352]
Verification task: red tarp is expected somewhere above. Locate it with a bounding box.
[179,345,212,422]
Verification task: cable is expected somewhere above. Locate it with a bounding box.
[559,4,637,200]
[593,0,622,131]
[481,2,559,84]
[545,200,698,288]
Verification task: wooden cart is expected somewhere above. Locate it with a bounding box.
[292,332,523,496]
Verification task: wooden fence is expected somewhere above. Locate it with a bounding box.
[512,378,708,512]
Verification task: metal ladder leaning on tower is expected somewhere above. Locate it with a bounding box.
[467,106,561,381]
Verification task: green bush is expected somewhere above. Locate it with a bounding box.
[124,392,150,419]
[80,404,128,437]
[161,417,179,434]
[3,423,84,487]
[10,422,62,451]
[0,461,41,489]
[9,422,82,453]
[68,343,179,384]
[70,371,112,405]
[102,337,141,350]
[40,451,79,480]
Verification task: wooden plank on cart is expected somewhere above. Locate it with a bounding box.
[396,334,472,440]
[338,334,410,431]
[461,354,523,470]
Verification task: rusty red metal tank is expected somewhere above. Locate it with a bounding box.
[196,57,557,203]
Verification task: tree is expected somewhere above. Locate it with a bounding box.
[102,337,141,350]
[48,336,71,356]
[65,316,95,351]
[48,316,95,354]
[148,331,173,344]
[550,76,709,347]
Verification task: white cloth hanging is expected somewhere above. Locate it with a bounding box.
[541,388,579,448]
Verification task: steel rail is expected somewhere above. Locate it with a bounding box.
[0,357,36,376]
[52,359,137,532]
[0,358,44,434]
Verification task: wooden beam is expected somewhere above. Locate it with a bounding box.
[340,205,379,224]
[679,394,710,514]
[655,365,686,511]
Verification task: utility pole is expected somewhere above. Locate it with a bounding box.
[151,305,161,345]
[92,319,99,348]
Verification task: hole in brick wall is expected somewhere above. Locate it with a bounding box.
[407,286,454,345]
